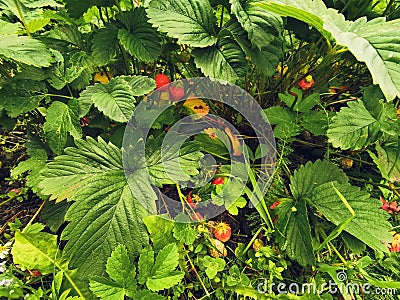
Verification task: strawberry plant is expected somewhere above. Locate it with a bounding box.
[1,0,400,299]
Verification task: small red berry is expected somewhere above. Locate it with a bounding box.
[187,191,196,208]
[298,75,314,90]
[190,212,203,222]
[211,177,225,185]
[270,201,281,210]
[31,270,41,277]
[155,74,170,91]
[169,86,184,100]
[213,222,231,242]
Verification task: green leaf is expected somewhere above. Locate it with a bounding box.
[327,100,383,150]
[11,230,86,298]
[273,122,301,139]
[143,216,176,251]
[49,51,92,90]
[117,8,161,62]
[91,25,119,66]
[342,232,366,256]
[202,256,226,279]
[146,0,217,47]
[219,18,282,77]
[146,243,184,291]
[0,35,54,67]
[39,137,149,278]
[263,106,297,125]
[227,196,247,215]
[301,110,330,136]
[89,277,126,300]
[192,35,247,82]
[106,245,136,286]
[370,140,400,183]
[275,199,315,266]
[137,247,154,285]
[78,77,136,122]
[118,75,156,96]
[230,0,283,50]
[0,19,22,34]
[289,160,348,200]
[0,79,47,117]
[312,182,392,252]
[43,99,82,154]
[257,0,400,100]
[173,219,197,245]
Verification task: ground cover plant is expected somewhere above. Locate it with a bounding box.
[1,0,400,299]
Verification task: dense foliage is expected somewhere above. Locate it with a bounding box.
[1,0,400,299]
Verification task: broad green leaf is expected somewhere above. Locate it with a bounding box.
[11,231,85,298]
[91,25,119,66]
[117,8,161,62]
[371,141,400,183]
[219,18,282,77]
[146,0,217,47]
[263,106,297,125]
[143,216,176,251]
[273,122,301,139]
[342,232,366,256]
[118,75,156,96]
[192,35,247,82]
[0,35,54,67]
[146,243,184,291]
[89,245,137,300]
[41,200,70,233]
[27,17,50,33]
[257,0,400,100]
[327,100,382,150]
[78,77,136,122]
[137,247,154,285]
[89,277,126,300]
[39,137,149,278]
[290,160,348,200]
[49,51,91,90]
[134,291,166,300]
[0,79,47,117]
[275,199,315,265]
[301,110,330,136]
[230,0,283,50]
[47,24,84,48]
[0,19,22,34]
[106,245,136,286]
[173,221,197,245]
[312,182,392,252]
[43,99,82,154]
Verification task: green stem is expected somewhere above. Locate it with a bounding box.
[14,0,30,36]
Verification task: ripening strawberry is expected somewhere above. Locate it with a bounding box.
[212,177,225,185]
[209,238,227,258]
[155,74,170,91]
[169,86,184,100]
[31,270,41,277]
[213,222,231,242]
[298,75,314,90]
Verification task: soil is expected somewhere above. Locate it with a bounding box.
[0,128,42,239]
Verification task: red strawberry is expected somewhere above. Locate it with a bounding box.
[31,270,41,277]
[212,177,225,185]
[187,191,196,208]
[155,74,170,91]
[190,212,203,222]
[270,201,281,210]
[298,75,314,90]
[169,86,184,100]
[213,222,231,242]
